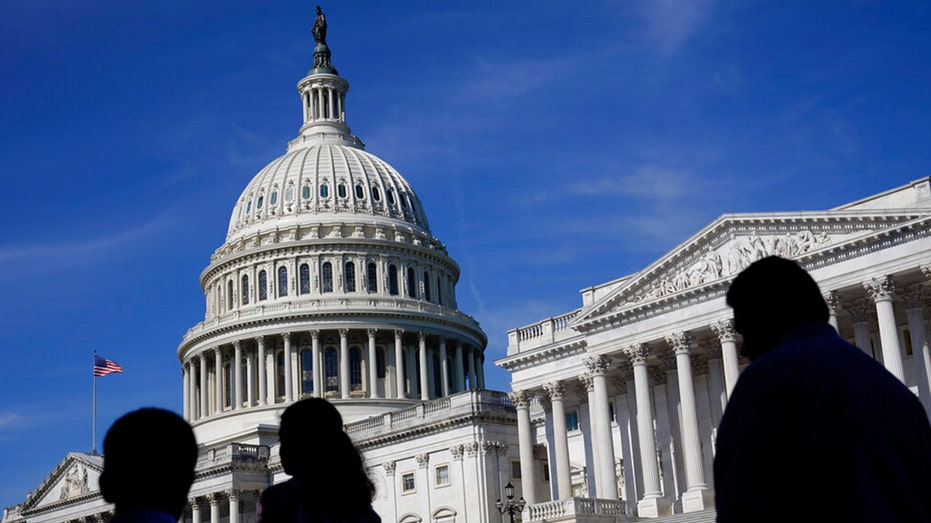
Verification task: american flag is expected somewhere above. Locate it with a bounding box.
[94,355,123,377]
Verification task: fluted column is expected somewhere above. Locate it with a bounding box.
[624,344,671,517]
[904,281,931,419]
[187,361,197,421]
[190,498,201,523]
[581,373,603,497]
[209,493,220,523]
[283,333,294,402]
[182,363,190,421]
[511,390,537,505]
[466,346,476,389]
[311,330,321,398]
[265,340,276,404]
[233,340,243,410]
[394,330,406,398]
[439,337,449,397]
[368,329,380,398]
[544,381,572,499]
[865,276,905,381]
[477,353,485,389]
[454,340,465,392]
[227,489,240,523]
[712,319,740,399]
[339,329,350,399]
[214,348,224,414]
[256,336,267,406]
[585,355,618,500]
[199,356,208,417]
[419,333,430,400]
[245,349,254,407]
[667,333,713,512]
[824,291,839,330]
[847,299,873,355]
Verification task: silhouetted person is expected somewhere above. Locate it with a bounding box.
[714,256,931,522]
[100,408,198,523]
[258,398,381,523]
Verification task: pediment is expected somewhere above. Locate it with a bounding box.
[21,452,103,511]
[572,209,931,328]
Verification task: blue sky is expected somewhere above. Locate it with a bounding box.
[2,0,930,507]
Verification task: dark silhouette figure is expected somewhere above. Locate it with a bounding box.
[258,398,381,523]
[714,256,931,522]
[312,6,327,44]
[100,408,198,523]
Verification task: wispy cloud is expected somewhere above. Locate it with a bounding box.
[634,0,716,56]
[0,413,25,430]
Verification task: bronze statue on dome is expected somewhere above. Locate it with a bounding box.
[312,6,327,44]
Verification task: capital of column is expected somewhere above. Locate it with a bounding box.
[509,389,535,408]
[226,488,241,500]
[864,275,896,302]
[823,290,839,312]
[394,329,404,340]
[189,497,201,509]
[580,373,595,392]
[711,319,737,343]
[583,354,611,375]
[281,332,291,343]
[623,343,649,365]
[922,265,931,282]
[367,328,377,339]
[666,331,692,354]
[543,381,566,401]
[383,460,396,476]
[232,339,241,350]
[208,492,221,506]
[339,328,349,338]
[254,335,265,347]
[416,453,429,468]
[418,331,427,342]
[310,329,320,340]
[450,444,464,460]
[899,283,926,309]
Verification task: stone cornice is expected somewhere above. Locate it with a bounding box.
[495,339,587,372]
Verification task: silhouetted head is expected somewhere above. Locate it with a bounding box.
[100,408,198,518]
[726,256,829,361]
[278,397,344,477]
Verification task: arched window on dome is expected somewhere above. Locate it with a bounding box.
[285,186,294,202]
[302,184,311,200]
[407,267,417,298]
[227,280,234,310]
[337,183,347,199]
[371,185,381,201]
[345,262,356,292]
[299,263,310,295]
[367,262,378,293]
[324,347,338,395]
[423,271,431,302]
[259,270,268,301]
[301,349,314,395]
[321,262,333,293]
[241,275,250,305]
[278,266,288,297]
[257,195,264,210]
[246,200,252,214]
[354,184,365,199]
[350,346,363,394]
[387,189,396,206]
[320,184,329,199]
[270,190,278,206]
[388,265,399,296]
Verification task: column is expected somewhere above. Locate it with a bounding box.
[511,390,537,505]
[419,333,430,400]
[624,344,671,517]
[368,329,380,399]
[847,299,874,356]
[477,353,486,389]
[581,373,603,497]
[340,329,350,399]
[585,355,618,500]
[904,282,931,419]
[394,330,406,398]
[466,346,476,390]
[182,363,190,421]
[256,336,267,406]
[214,348,224,414]
[544,381,572,500]
[199,356,209,418]
[283,333,294,402]
[454,340,465,392]
[233,340,243,410]
[245,348,254,407]
[704,343,726,429]
[666,333,713,512]
[311,330,321,398]
[824,291,839,330]
[190,497,201,523]
[865,276,905,381]
[227,489,240,523]
[439,337,449,397]
[712,319,740,399]
[209,493,220,523]
[265,340,276,404]
[188,361,198,421]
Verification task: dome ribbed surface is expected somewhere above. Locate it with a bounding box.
[227,143,430,242]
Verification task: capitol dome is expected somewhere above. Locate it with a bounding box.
[177,27,487,444]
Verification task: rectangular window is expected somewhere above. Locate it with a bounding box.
[435,464,450,487]
[511,460,521,480]
[402,472,416,493]
[566,411,580,432]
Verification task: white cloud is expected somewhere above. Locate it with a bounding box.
[635,0,716,56]
[0,413,25,430]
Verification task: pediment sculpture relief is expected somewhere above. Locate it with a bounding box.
[59,464,90,499]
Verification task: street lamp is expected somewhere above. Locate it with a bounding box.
[495,482,526,523]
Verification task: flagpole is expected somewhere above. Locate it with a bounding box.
[92,350,97,455]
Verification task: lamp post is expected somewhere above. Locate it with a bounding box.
[495,482,526,523]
